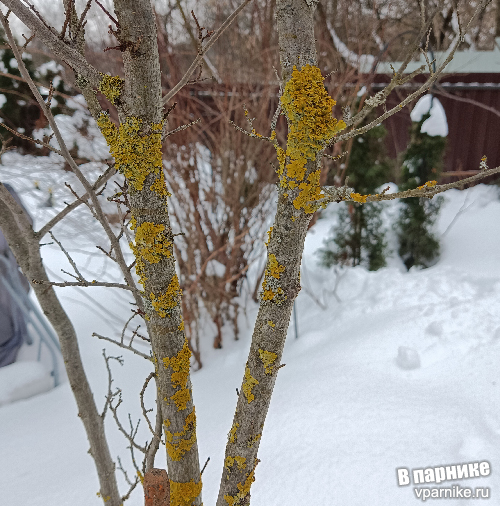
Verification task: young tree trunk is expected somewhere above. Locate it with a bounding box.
[100,1,203,504]
[216,1,332,505]
[0,191,122,506]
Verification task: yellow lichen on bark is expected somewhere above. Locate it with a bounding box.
[267,254,285,279]
[130,221,172,267]
[169,479,202,506]
[228,421,239,443]
[150,171,172,198]
[417,180,437,189]
[98,74,124,105]
[223,468,257,506]
[150,274,182,318]
[96,113,164,192]
[225,456,247,471]
[274,64,346,213]
[261,254,286,303]
[162,338,191,387]
[242,365,259,403]
[258,349,277,375]
[350,192,369,203]
[170,387,191,411]
[293,169,324,212]
[162,338,192,411]
[165,407,197,461]
[264,227,273,247]
[246,433,261,448]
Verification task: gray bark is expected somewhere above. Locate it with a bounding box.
[0,186,122,506]
[216,1,319,505]
[110,0,203,503]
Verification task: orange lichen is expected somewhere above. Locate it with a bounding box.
[417,180,437,189]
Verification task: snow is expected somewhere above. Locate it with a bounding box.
[1,173,500,505]
[0,361,53,407]
[410,95,449,137]
[205,259,226,277]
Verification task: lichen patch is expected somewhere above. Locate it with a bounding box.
[242,365,259,403]
[274,65,346,213]
[169,478,202,506]
[98,74,124,105]
[165,407,197,461]
[150,274,182,318]
[258,349,277,375]
[97,113,164,192]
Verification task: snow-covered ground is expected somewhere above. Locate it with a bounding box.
[0,177,499,505]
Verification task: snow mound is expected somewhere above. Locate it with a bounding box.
[410,94,448,137]
[0,361,53,407]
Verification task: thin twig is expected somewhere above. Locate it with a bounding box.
[94,0,119,27]
[94,332,150,360]
[441,191,474,237]
[49,231,85,281]
[31,278,139,292]
[0,122,63,155]
[36,165,116,240]
[76,0,93,38]
[140,372,161,439]
[102,352,149,468]
[201,456,210,476]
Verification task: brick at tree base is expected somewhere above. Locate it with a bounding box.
[144,468,169,506]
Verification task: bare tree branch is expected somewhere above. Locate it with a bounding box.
[94,332,151,360]
[162,0,253,104]
[0,0,101,87]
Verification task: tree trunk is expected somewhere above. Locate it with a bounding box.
[216,1,342,505]
[97,1,203,503]
[0,193,122,506]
